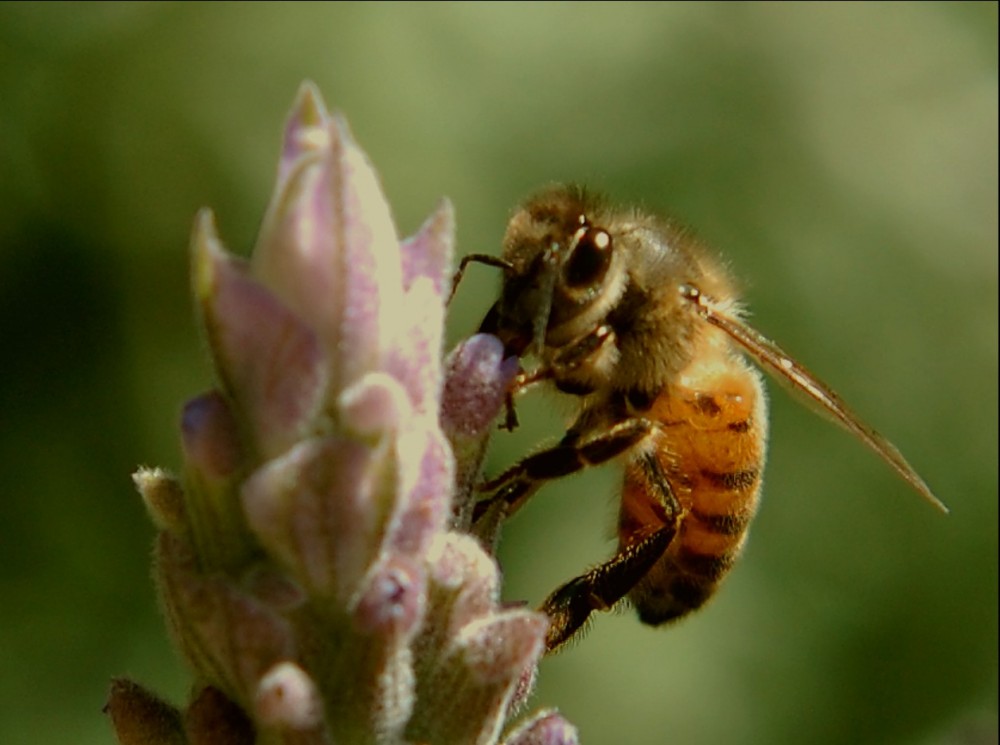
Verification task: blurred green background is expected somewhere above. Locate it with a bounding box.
[0,3,995,744]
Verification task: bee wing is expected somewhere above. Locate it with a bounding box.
[683,286,947,513]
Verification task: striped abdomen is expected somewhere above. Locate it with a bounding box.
[618,353,767,625]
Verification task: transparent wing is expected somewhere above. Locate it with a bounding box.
[681,286,947,513]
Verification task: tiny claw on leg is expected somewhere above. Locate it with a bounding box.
[502,389,519,431]
[541,576,604,652]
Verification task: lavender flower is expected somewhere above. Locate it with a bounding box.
[108,83,578,745]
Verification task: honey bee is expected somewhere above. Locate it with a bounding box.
[453,184,946,652]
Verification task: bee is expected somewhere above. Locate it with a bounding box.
[452,184,946,652]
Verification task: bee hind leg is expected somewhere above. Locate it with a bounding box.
[541,519,677,652]
[542,451,683,651]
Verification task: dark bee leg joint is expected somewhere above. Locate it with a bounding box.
[474,418,654,519]
[542,451,682,651]
[542,519,678,652]
[550,324,616,376]
[482,418,652,489]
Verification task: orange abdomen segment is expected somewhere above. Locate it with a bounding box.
[618,355,767,625]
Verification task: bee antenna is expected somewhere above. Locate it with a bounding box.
[449,254,513,304]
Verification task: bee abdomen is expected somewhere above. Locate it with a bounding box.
[623,360,767,625]
[631,503,758,626]
[689,504,755,536]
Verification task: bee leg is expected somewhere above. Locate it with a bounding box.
[473,417,653,522]
[550,324,615,376]
[541,525,675,651]
[449,254,512,304]
[499,367,555,432]
[542,452,682,652]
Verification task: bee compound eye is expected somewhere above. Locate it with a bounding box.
[564,228,612,289]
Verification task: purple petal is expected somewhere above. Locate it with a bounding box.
[407,607,547,745]
[425,533,501,639]
[384,277,446,417]
[156,533,296,707]
[390,424,453,557]
[352,554,426,639]
[440,334,519,524]
[277,81,330,189]
[338,372,410,438]
[456,611,547,684]
[399,198,454,295]
[180,391,243,481]
[251,115,403,400]
[441,334,518,439]
[192,211,327,460]
[504,710,580,745]
[241,436,395,602]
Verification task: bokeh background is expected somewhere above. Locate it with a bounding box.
[1,3,995,744]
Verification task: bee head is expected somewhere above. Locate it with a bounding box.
[487,185,627,358]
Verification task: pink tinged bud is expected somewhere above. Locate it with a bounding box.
[254,662,323,732]
[441,334,519,527]
[319,557,426,744]
[508,661,540,716]
[156,533,295,707]
[503,710,580,745]
[105,678,185,745]
[385,276,446,418]
[352,554,426,639]
[441,544,502,638]
[180,391,243,479]
[277,82,330,190]
[457,612,548,685]
[192,214,327,461]
[426,533,497,591]
[338,373,453,560]
[179,391,254,571]
[251,105,403,403]
[338,372,410,439]
[441,334,518,439]
[386,200,455,416]
[408,534,509,743]
[133,467,187,534]
[241,436,396,603]
[400,198,454,297]
[389,422,453,558]
[408,610,548,745]
[340,373,454,555]
[184,686,255,745]
[423,533,501,644]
